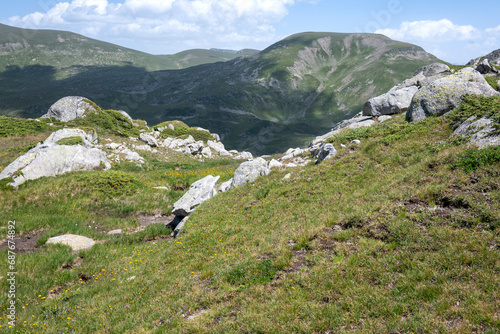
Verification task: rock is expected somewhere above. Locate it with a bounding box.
[135,145,152,151]
[217,179,233,193]
[46,234,95,252]
[212,133,221,141]
[378,115,392,122]
[43,128,98,147]
[105,143,122,150]
[269,159,282,169]
[201,147,212,158]
[231,157,270,188]
[285,163,298,168]
[139,133,159,147]
[363,86,419,116]
[0,143,110,187]
[120,148,144,164]
[172,175,220,217]
[475,59,494,74]
[413,63,451,77]
[282,173,292,180]
[42,96,98,122]
[168,123,175,130]
[107,229,123,235]
[350,140,361,146]
[451,116,500,148]
[406,68,500,122]
[172,216,189,238]
[207,140,231,156]
[117,110,133,122]
[315,143,337,164]
[153,186,169,190]
[233,151,253,160]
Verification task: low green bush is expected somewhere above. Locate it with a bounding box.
[56,136,84,146]
[0,116,51,137]
[452,145,500,172]
[76,170,139,196]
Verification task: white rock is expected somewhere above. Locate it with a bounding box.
[46,234,95,252]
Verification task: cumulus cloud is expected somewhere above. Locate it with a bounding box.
[375,19,500,64]
[5,0,296,53]
[376,19,481,42]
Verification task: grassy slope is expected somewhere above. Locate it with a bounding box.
[0,99,499,332]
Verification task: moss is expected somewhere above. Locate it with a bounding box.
[56,136,84,146]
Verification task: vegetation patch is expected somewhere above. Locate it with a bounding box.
[70,108,139,138]
[55,136,84,146]
[76,170,139,196]
[155,121,215,142]
[452,145,500,172]
[447,94,500,133]
[0,116,52,137]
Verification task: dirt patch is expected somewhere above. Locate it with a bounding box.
[0,229,45,254]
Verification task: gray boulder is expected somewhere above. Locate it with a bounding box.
[46,234,95,252]
[231,157,270,188]
[363,86,419,116]
[44,128,97,147]
[139,133,159,147]
[207,140,231,156]
[0,143,109,187]
[117,110,133,122]
[172,175,220,217]
[217,179,233,193]
[406,68,500,122]
[413,63,451,77]
[451,116,500,148]
[315,143,337,164]
[42,96,98,122]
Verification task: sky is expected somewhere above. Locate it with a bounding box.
[1,0,499,64]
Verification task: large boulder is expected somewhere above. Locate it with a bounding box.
[43,128,97,147]
[413,63,451,77]
[207,140,231,156]
[406,68,500,122]
[363,86,419,116]
[451,116,500,148]
[172,175,220,217]
[0,143,109,187]
[42,96,98,122]
[231,157,270,189]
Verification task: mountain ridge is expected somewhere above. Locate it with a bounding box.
[0,24,439,154]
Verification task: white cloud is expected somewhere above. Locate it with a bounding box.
[5,0,296,53]
[375,19,499,64]
[376,19,481,42]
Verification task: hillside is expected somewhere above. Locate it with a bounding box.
[0,26,438,154]
[0,90,499,332]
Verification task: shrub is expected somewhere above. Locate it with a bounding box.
[76,170,139,196]
[71,109,139,138]
[452,145,500,172]
[0,116,51,137]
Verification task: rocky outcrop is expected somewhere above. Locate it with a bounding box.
[46,234,95,252]
[0,142,110,187]
[44,128,97,147]
[172,175,220,217]
[468,49,500,66]
[231,158,270,189]
[406,68,500,122]
[451,116,500,148]
[139,133,159,147]
[42,96,97,122]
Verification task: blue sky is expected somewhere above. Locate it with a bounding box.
[1,0,499,64]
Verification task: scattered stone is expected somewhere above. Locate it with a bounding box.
[207,140,231,156]
[349,140,361,146]
[315,143,337,164]
[269,159,282,169]
[107,229,123,235]
[135,145,152,151]
[139,133,159,147]
[282,173,292,181]
[231,157,270,188]
[407,67,500,122]
[105,143,122,150]
[378,115,392,122]
[172,175,220,217]
[41,96,98,122]
[153,186,169,190]
[233,151,253,160]
[46,234,95,252]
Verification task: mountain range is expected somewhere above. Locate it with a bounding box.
[0,23,439,154]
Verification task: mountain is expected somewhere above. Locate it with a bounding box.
[0,25,438,153]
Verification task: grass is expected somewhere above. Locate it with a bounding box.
[0,107,499,332]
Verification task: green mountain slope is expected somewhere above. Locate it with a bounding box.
[0,26,438,154]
